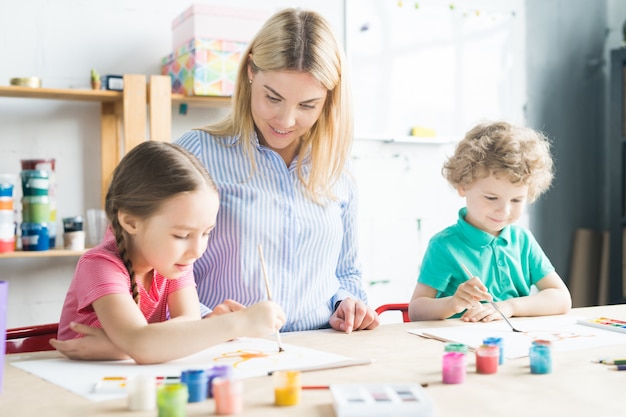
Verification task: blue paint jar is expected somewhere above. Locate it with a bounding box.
[0,184,13,198]
[181,369,208,403]
[483,337,504,365]
[529,344,552,374]
[0,174,15,197]
[21,222,49,251]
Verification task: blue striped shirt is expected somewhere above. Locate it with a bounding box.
[175,129,367,332]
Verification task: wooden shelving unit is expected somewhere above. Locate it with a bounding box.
[0,75,230,260]
[171,93,231,108]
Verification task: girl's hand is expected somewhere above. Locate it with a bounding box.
[240,300,286,338]
[329,298,380,333]
[49,322,129,361]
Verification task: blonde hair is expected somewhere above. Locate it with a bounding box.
[443,121,554,203]
[105,141,218,304]
[198,8,353,204]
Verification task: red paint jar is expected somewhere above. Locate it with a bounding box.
[475,344,499,374]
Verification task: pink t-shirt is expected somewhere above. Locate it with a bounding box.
[57,228,196,340]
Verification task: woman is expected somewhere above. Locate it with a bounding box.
[175,8,378,333]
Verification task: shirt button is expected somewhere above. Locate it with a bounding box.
[498,260,505,266]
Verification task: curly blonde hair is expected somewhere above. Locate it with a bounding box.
[443,121,554,203]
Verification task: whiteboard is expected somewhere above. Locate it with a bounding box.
[345,0,526,139]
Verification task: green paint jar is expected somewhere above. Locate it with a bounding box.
[21,196,50,223]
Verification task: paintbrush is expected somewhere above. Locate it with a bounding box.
[258,244,285,352]
[460,263,522,332]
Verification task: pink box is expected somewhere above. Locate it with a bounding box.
[161,39,247,97]
[171,4,269,50]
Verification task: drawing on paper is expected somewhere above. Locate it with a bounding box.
[213,347,303,368]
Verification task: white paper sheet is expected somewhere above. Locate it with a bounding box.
[408,316,626,359]
[12,337,369,402]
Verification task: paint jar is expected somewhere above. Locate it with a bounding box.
[444,342,468,354]
[0,174,15,198]
[274,370,301,406]
[63,231,85,250]
[483,337,504,365]
[157,383,188,417]
[529,344,552,374]
[20,170,49,196]
[442,351,466,384]
[0,210,13,225]
[475,344,499,374]
[0,198,12,211]
[0,238,14,254]
[180,369,208,403]
[127,374,157,411]
[20,222,49,251]
[0,223,14,240]
[206,365,233,398]
[212,377,243,415]
[62,216,83,232]
[21,196,50,223]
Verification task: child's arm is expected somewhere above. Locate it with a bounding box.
[49,298,251,361]
[49,322,130,361]
[91,293,284,364]
[408,279,488,321]
[498,271,572,317]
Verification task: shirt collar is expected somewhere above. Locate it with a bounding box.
[457,207,511,247]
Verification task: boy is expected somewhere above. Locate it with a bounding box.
[408,121,572,322]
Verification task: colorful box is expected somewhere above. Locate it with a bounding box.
[171,4,269,50]
[161,39,246,97]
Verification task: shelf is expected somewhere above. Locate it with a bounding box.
[171,93,231,108]
[0,249,87,259]
[0,85,121,102]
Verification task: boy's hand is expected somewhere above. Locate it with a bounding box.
[452,277,492,313]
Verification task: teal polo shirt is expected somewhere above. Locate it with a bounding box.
[418,208,555,318]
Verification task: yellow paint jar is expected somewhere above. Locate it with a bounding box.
[273,370,301,406]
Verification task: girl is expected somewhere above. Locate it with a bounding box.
[51,141,284,364]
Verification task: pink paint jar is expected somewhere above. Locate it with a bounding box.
[213,377,243,415]
[476,344,499,374]
[442,351,466,384]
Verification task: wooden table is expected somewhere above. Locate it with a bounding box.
[2,305,625,416]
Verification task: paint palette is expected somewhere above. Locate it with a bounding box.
[329,383,434,417]
[577,317,626,335]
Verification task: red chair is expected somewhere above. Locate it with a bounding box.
[6,323,59,354]
[375,303,410,323]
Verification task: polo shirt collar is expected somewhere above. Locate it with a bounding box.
[457,207,512,247]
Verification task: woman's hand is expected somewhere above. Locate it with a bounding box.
[49,322,129,361]
[329,298,380,333]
